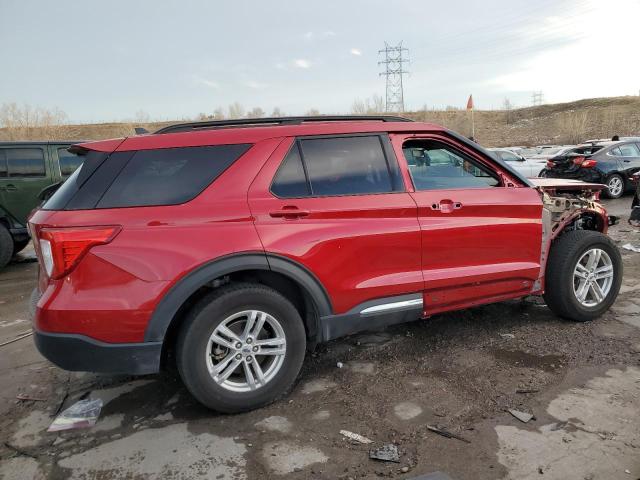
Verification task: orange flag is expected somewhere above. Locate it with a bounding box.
[466,94,474,110]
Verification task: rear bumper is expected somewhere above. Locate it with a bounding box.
[33,330,162,375]
[9,227,29,243]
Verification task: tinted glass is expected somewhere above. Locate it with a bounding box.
[6,148,45,177]
[0,150,6,177]
[97,144,251,208]
[58,148,84,176]
[609,147,622,156]
[271,144,310,198]
[300,136,392,196]
[618,143,640,157]
[405,141,500,190]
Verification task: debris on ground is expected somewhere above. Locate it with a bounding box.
[0,330,33,348]
[508,409,535,423]
[340,430,373,444]
[622,243,640,253]
[48,398,103,432]
[16,393,46,402]
[426,425,471,443]
[337,362,344,368]
[499,333,515,339]
[515,388,540,394]
[369,443,400,463]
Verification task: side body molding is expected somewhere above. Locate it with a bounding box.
[144,252,333,342]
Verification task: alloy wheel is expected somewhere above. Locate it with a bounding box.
[205,310,286,392]
[572,248,614,307]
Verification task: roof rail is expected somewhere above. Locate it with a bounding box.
[154,115,413,134]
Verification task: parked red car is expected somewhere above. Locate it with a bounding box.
[29,116,622,412]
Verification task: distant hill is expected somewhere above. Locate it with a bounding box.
[1,96,639,147]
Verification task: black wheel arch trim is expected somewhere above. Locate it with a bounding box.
[144,252,333,342]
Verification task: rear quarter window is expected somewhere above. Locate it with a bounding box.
[96,144,251,208]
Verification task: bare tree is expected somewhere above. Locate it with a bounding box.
[212,107,225,120]
[227,102,245,119]
[305,108,320,116]
[271,107,284,117]
[351,95,385,114]
[0,102,74,141]
[246,107,265,119]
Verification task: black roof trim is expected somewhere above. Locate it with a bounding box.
[154,115,414,135]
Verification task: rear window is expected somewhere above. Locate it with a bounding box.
[44,144,250,210]
[0,148,46,177]
[57,148,83,176]
[97,144,251,208]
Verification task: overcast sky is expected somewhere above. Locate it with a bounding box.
[1,0,638,123]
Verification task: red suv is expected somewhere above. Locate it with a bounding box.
[29,116,622,412]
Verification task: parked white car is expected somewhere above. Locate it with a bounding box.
[488,148,548,178]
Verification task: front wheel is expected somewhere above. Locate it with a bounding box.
[177,283,306,413]
[544,230,622,322]
[604,174,624,199]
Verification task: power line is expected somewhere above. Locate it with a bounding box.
[532,91,545,106]
[379,42,409,113]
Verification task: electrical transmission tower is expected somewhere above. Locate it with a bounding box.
[378,42,409,113]
[531,91,545,106]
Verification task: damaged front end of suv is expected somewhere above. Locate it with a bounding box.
[530,178,613,293]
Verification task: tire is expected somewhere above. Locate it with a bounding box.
[177,283,306,413]
[12,239,29,256]
[538,169,548,178]
[0,224,13,270]
[544,230,622,322]
[604,173,624,199]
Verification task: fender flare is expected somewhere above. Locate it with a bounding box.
[143,252,332,342]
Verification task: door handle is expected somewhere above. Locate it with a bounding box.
[3,184,17,191]
[431,199,462,213]
[269,206,309,219]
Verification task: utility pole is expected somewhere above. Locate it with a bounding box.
[378,42,409,113]
[531,91,544,106]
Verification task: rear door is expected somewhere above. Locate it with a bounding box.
[248,135,422,316]
[0,146,51,226]
[391,133,543,315]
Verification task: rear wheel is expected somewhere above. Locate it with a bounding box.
[604,174,624,199]
[177,283,306,413]
[0,224,13,270]
[544,230,622,322]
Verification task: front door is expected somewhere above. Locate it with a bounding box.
[391,134,543,315]
[0,146,51,226]
[248,135,422,316]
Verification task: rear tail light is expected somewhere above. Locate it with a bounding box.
[38,226,121,279]
[573,156,597,168]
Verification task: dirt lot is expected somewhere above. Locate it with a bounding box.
[0,198,639,480]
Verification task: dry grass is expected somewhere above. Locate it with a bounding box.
[1,96,639,147]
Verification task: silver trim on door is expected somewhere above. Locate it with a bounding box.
[360,298,423,315]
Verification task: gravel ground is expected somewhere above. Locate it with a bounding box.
[0,197,638,480]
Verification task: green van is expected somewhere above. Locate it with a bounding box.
[0,142,82,269]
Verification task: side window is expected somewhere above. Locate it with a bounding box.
[6,148,45,177]
[0,150,7,177]
[618,143,640,157]
[299,136,393,196]
[97,144,251,208]
[403,140,500,191]
[58,148,84,176]
[609,147,622,156]
[271,144,310,198]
